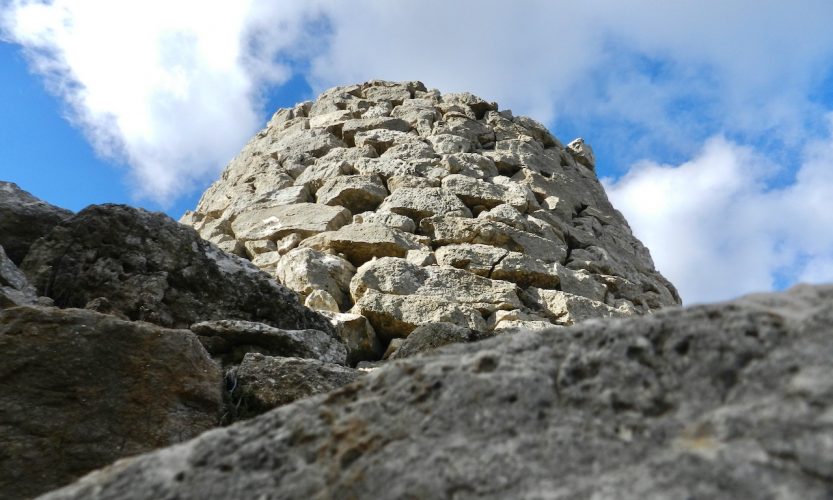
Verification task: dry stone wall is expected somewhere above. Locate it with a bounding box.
[183,80,680,357]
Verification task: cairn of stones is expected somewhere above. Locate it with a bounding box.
[183,80,680,363]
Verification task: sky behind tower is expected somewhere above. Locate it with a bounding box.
[2,0,833,304]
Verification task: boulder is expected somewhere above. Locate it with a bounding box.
[299,223,427,266]
[388,322,480,359]
[320,311,384,365]
[378,187,472,222]
[435,243,559,289]
[0,306,222,500]
[351,289,487,342]
[567,137,595,169]
[20,204,333,333]
[421,215,567,264]
[231,203,351,242]
[230,354,362,420]
[525,288,630,325]
[45,284,833,500]
[191,320,346,366]
[315,175,388,214]
[0,181,72,264]
[341,117,411,145]
[274,247,355,309]
[350,257,522,313]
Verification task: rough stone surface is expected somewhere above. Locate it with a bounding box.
[181,80,680,353]
[274,247,356,309]
[0,306,222,500]
[0,245,37,308]
[20,204,333,333]
[230,353,362,419]
[191,320,347,366]
[44,284,833,500]
[0,181,72,264]
[320,311,383,365]
[389,322,480,359]
[299,223,427,266]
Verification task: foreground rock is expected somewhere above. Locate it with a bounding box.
[0,181,72,264]
[191,320,347,366]
[183,80,680,348]
[0,245,37,308]
[229,354,361,420]
[43,284,833,499]
[21,204,333,334]
[0,306,223,500]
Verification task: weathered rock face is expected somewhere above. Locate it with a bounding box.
[0,306,223,500]
[0,245,37,308]
[0,181,72,265]
[43,284,833,499]
[182,80,680,351]
[21,204,333,334]
[230,354,361,420]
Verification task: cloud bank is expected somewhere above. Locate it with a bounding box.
[3,0,833,302]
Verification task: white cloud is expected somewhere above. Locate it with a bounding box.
[605,125,833,304]
[1,0,323,204]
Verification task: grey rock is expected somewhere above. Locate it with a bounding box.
[0,244,37,308]
[0,306,222,500]
[0,181,72,264]
[389,322,480,359]
[46,284,833,500]
[191,319,347,366]
[315,174,388,214]
[299,223,427,266]
[230,354,361,419]
[20,204,333,333]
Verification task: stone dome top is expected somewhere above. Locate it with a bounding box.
[182,80,680,362]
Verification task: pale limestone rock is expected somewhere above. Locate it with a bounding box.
[320,311,383,365]
[308,109,353,130]
[315,175,388,214]
[378,187,472,222]
[405,249,436,267]
[353,157,420,180]
[299,223,427,266]
[435,243,558,289]
[441,174,529,211]
[304,289,340,313]
[352,211,416,233]
[293,161,353,192]
[231,203,351,242]
[350,289,486,342]
[427,133,472,154]
[266,128,346,159]
[391,99,441,136]
[488,309,554,332]
[275,248,356,309]
[527,288,630,325]
[350,257,522,316]
[442,153,499,179]
[342,117,410,144]
[243,239,276,258]
[567,137,595,169]
[557,264,608,302]
[355,129,420,154]
[421,215,567,264]
[386,174,440,192]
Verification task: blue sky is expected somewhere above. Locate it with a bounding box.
[2,0,833,305]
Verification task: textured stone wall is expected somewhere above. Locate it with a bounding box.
[182,80,680,356]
